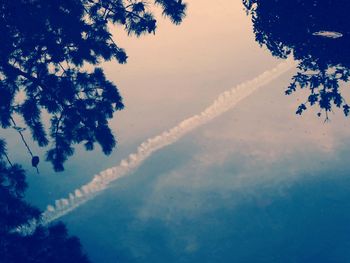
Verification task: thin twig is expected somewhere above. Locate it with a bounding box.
[10,116,34,157]
[4,151,13,168]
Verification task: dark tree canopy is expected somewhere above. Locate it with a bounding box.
[0,139,91,263]
[0,0,186,171]
[1,1,186,261]
[244,0,350,119]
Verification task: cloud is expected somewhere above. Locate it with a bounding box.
[16,59,296,235]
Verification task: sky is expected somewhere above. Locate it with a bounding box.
[24,0,279,207]
[13,1,350,262]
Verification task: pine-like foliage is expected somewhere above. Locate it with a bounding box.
[0,0,186,171]
[0,139,91,263]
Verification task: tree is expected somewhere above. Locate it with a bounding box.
[1,1,187,262]
[0,0,187,171]
[0,139,91,263]
[243,0,350,119]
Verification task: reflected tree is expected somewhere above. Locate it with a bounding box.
[0,0,186,171]
[243,0,350,119]
[0,139,90,263]
[1,1,187,262]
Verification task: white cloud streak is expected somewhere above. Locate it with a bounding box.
[17,58,295,235]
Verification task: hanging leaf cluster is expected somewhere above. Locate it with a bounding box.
[243,0,350,118]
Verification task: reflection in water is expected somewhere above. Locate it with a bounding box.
[244,0,350,119]
[312,31,343,39]
[19,60,295,234]
[6,2,350,262]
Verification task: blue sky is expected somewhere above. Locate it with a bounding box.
[59,70,350,262]
[12,1,350,262]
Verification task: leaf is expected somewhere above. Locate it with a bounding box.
[296,103,307,115]
[31,156,40,167]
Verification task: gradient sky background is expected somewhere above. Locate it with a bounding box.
[7,1,350,262]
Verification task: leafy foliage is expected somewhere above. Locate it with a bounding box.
[0,1,187,261]
[0,139,91,263]
[243,0,350,118]
[0,0,187,171]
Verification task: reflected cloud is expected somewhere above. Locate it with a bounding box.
[136,70,350,227]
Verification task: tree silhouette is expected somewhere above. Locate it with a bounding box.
[0,0,187,171]
[243,0,350,119]
[0,139,91,263]
[1,1,187,262]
